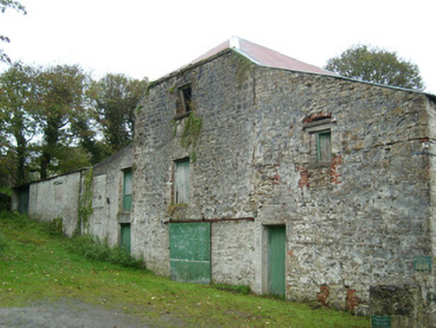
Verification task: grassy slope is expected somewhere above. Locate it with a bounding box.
[0,212,369,327]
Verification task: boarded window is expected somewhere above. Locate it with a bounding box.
[174,158,189,204]
[123,169,132,212]
[303,117,332,167]
[316,130,331,163]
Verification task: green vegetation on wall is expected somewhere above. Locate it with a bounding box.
[180,111,202,162]
[232,51,254,88]
[76,167,93,235]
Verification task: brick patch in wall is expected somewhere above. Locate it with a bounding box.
[303,112,332,124]
[330,155,342,184]
[298,167,309,188]
[346,288,359,312]
[317,284,330,305]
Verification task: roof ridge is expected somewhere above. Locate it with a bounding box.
[188,36,337,77]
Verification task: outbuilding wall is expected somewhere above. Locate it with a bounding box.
[27,170,83,236]
[88,145,133,247]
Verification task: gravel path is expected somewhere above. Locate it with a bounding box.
[0,299,152,328]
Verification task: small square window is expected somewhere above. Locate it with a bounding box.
[176,84,192,116]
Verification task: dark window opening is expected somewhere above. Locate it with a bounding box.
[176,84,192,117]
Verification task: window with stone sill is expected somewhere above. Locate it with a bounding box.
[303,118,332,168]
[175,84,192,119]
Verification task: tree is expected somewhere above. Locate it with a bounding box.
[1,0,26,64]
[0,65,37,185]
[89,73,147,155]
[34,65,91,179]
[325,45,424,90]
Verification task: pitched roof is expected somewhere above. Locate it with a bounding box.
[189,36,337,77]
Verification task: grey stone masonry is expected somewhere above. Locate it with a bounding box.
[134,49,436,326]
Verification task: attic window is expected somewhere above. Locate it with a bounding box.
[176,84,192,117]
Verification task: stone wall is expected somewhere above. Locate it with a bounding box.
[88,145,133,247]
[251,68,435,319]
[134,51,257,276]
[15,146,133,249]
[28,170,83,236]
[134,49,435,322]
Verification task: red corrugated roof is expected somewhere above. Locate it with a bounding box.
[189,36,337,76]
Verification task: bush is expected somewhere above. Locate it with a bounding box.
[67,234,145,269]
[0,210,31,228]
[45,216,64,236]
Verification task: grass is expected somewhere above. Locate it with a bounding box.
[0,211,369,327]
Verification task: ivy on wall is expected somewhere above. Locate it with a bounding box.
[76,167,93,236]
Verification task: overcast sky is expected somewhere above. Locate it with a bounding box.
[1,0,435,94]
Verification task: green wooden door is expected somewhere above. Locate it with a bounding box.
[18,186,29,214]
[169,222,210,284]
[120,223,131,253]
[268,225,286,296]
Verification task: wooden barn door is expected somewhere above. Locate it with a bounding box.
[169,222,210,284]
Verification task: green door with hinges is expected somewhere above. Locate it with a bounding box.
[120,223,131,253]
[169,222,210,284]
[268,225,286,296]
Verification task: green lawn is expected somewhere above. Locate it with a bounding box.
[0,211,369,327]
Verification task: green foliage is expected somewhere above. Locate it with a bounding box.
[88,73,148,155]
[66,234,145,269]
[0,231,7,254]
[325,44,424,90]
[35,64,90,179]
[0,65,38,185]
[180,111,202,161]
[213,283,251,295]
[0,186,11,196]
[77,167,93,235]
[46,216,64,236]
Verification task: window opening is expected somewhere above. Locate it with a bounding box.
[174,158,189,204]
[303,117,332,167]
[177,84,192,116]
[123,169,132,212]
[316,130,331,163]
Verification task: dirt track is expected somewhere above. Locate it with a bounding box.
[0,299,151,328]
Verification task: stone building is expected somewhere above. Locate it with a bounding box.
[12,146,133,250]
[133,37,436,324]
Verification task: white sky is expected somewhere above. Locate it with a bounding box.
[0,0,435,94]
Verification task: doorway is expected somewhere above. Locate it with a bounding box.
[267,225,286,297]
